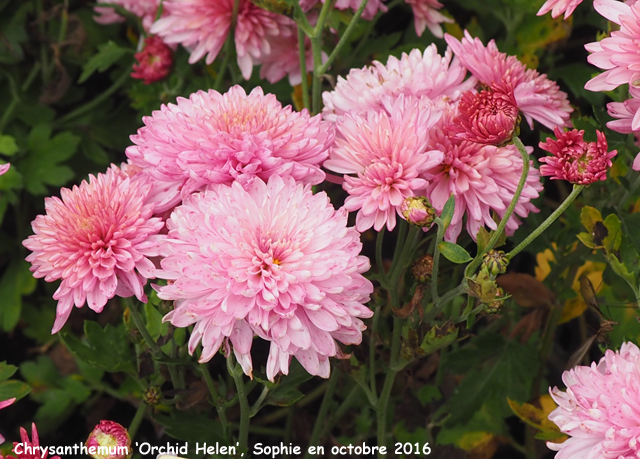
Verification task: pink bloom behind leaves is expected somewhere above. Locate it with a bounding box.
[8,424,60,459]
[539,128,617,185]
[22,165,165,333]
[86,421,131,459]
[0,163,9,176]
[445,31,573,130]
[94,0,160,31]
[548,342,640,459]
[0,397,15,444]
[324,97,444,232]
[156,175,373,381]
[537,0,584,19]
[131,36,173,84]
[150,0,293,80]
[452,80,519,146]
[126,85,332,212]
[300,0,387,20]
[405,0,453,38]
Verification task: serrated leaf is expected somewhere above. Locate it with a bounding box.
[608,253,635,286]
[79,41,130,83]
[0,259,37,332]
[0,135,18,156]
[580,206,602,233]
[0,380,30,402]
[602,213,622,253]
[0,362,18,382]
[438,241,472,264]
[440,195,456,229]
[420,322,458,355]
[507,398,560,432]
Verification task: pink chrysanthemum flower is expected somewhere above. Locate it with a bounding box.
[259,26,315,85]
[325,97,444,232]
[94,0,160,31]
[424,111,542,242]
[156,175,373,381]
[584,0,640,92]
[150,0,293,80]
[548,342,640,459]
[607,85,640,134]
[300,0,387,20]
[131,36,173,84]
[322,45,475,122]
[405,0,453,38]
[0,397,15,444]
[22,165,165,333]
[126,85,332,213]
[538,128,617,185]
[452,80,520,146]
[537,0,584,19]
[7,424,60,459]
[86,421,131,459]
[0,163,9,176]
[445,31,573,130]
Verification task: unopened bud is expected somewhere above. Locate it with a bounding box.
[482,250,509,277]
[486,287,506,314]
[86,421,132,459]
[412,254,434,283]
[143,386,162,407]
[401,196,436,228]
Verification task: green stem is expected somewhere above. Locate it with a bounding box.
[200,363,231,442]
[431,217,446,304]
[317,0,370,74]
[297,26,310,111]
[310,36,324,115]
[313,0,335,37]
[303,370,340,459]
[376,317,402,459]
[228,356,250,453]
[128,402,147,440]
[369,305,381,403]
[508,185,585,260]
[375,228,387,284]
[56,69,130,126]
[250,386,269,418]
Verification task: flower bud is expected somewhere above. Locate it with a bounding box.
[86,421,131,459]
[401,196,436,228]
[143,386,162,407]
[131,36,173,85]
[482,250,509,277]
[485,287,505,314]
[412,254,434,283]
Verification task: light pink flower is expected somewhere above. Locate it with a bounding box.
[452,80,519,146]
[548,342,640,459]
[86,421,131,459]
[22,165,164,333]
[537,0,584,19]
[322,45,474,122]
[131,36,173,84]
[94,0,160,31]
[325,97,444,232]
[156,175,373,381]
[150,0,294,80]
[539,128,617,184]
[126,85,332,213]
[425,110,542,241]
[405,0,453,38]
[584,0,640,92]
[607,85,640,134]
[8,424,60,459]
[300,0,387,20]
[445,31,573,130]
[0,398,15,444]
[259,26,315,85]
[0,164,9,176]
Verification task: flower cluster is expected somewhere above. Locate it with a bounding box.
[0,397,15,444]
[5,424,60,459]
[548,342,640,459]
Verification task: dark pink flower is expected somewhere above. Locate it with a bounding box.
[8,424,60,459]
[539,128,617,185]
[86,421,131,459]
[131,36,173,84]
[452,80,519,146]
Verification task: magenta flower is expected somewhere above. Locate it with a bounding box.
[8,424,60,459]
[322,45,474,123]
[548,342,640,459]
[537,0,584,19]
[156,175,373,381]
[445,31,573,130]
[150,0,294,80]
[0,397,15,444]
[585,0,640,92]
[405,0,453,38]
[425,110,541,242]
[324,97,444,232]
[452,80,519,146]
[86,421,131,459]
[539,128,617,185]
[22,165,165,333]
[131,36,173,84]
[94,0,160,31]
[126,85,332,213]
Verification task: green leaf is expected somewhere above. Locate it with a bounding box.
[266,389,305,407]
[0,380,31,402]
[0,259,37,331]
[79,41,131,83]
[60,322,135,373]
[417,385,442,406]
[580,206,602,233]
[420,322,458,355]
[0,362,17,382]
[608,253,635,286]
[21,125,79,194]
[144,302,168,341]
[602,213,622,254]
[265,360,313,407]
[440,195,456,229]
[438,241,472,264]
[621,212,640,255]
[153,411,226,445]
[0,135,18,156]
[576,232,596,249]
[476,227,490,254]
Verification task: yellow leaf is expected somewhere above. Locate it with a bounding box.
[507,398,560,433]
[535,248,555,281]
[457,432,494,452]
[559,261,605,324]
